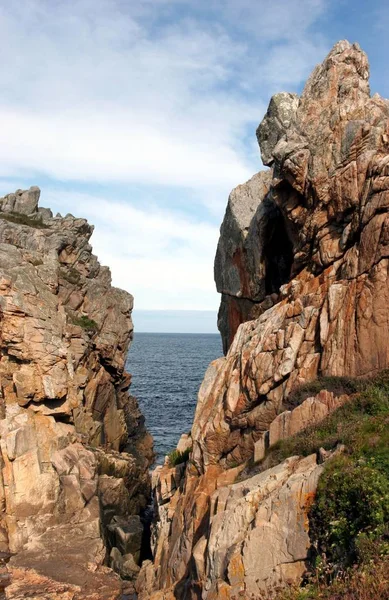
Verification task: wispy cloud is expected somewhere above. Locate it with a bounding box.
[0,0,332,315]
[0,0,329,191]
[0,0,257,192]
[44,189,220,310]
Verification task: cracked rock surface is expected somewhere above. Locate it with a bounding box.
[138,41,389,599]
[0,188,153,599]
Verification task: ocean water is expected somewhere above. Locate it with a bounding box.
[126,332,222,464]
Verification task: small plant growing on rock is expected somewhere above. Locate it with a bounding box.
[285,375,361,410]
[72,315,98,332]
[167,448,190,467]
[29,256,44,266]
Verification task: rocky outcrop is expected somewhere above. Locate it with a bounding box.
[138,41,389,598]
[216,40,389,355]
[254,389,348,462]
[0,188,153,598]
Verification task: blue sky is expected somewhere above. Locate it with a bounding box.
[0,0,388,332]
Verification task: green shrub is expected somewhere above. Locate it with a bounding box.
[167,447,190,467]
[0,212,49,229]
[305,374,389,580]
[310,454,389,565]
[72,315,98,332]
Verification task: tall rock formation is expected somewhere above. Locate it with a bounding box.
[0,188,153,598]
[138,41,389,599]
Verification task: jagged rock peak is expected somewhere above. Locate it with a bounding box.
[139,41,389,599]
[257,40,370,167]
[0,187,153,598]
[0,185,94,234]
[216,40,389,352]
[0,186,41,215]
[256,92,299,166]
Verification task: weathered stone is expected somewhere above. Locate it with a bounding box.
[256,92,299,166]
[139,41,389,600]
[253,431,268,462]
[0,186,40,215]
[109,546,123,572]
[214,170,293,352]
[14,187,41,215]
[176,432,192,454]
[107,515,143,560]
[0,189,153,597]
[152,463,186,505]
[269,391,348,446]
[121,553,140,579]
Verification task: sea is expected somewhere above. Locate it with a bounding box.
[126,332,222,464]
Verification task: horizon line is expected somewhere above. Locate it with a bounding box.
[133,309,217,313]
[134,330,219,334]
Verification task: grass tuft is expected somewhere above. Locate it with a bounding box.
[167,448,190,467]
[276,555,389,600]
[72,315,98,332]
[240,372,389,480]
[284,375,361,409]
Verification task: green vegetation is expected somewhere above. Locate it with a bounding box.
[167,447,191,467]
[253,372,389,600]
[72,315,98,332]
[0,212,49,229]
[311,454,389,564]
[29,257,43,266]
[307,376,389,578]
[246,373,389,476]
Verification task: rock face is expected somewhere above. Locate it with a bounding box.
[0,188,153,598]
[137,41,389,599]
[217,40,389,355]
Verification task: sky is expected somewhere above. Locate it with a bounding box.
[0,0,389,332]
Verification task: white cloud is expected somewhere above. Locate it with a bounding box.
[0,0,329,193]
[0,0,331,314]
[0,0,258,194]
[45,189,220,310]
[0,107,253,191]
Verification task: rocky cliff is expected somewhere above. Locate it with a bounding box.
[0,188,153,599]
[137,41,389,599]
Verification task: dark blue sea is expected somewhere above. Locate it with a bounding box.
[126,333,222,464]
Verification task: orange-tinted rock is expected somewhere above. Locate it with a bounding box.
[0,189,153,597]
[139,41,389,599]
[269,391,348,446]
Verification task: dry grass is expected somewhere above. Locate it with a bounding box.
[277,555,389,600]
